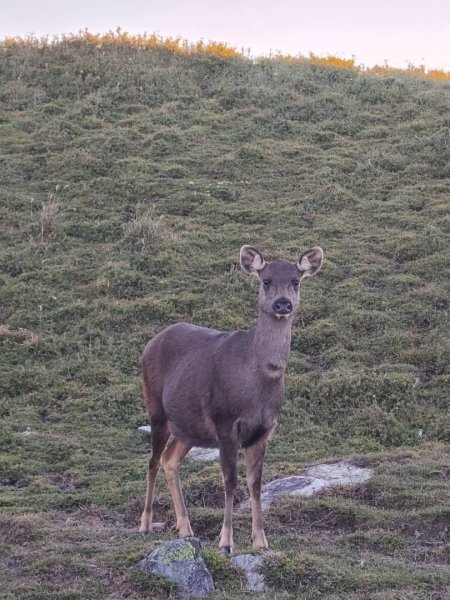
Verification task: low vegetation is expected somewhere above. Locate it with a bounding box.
[4,29,450,80]
[0,36,449,599]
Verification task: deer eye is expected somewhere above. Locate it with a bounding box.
[293,279,300,290]
[262,279,271,288]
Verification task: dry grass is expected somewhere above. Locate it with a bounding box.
[2,30,450,81]
[123,210,168,255]
[34,199,64,248]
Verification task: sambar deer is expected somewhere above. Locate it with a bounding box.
[139,245,323,552]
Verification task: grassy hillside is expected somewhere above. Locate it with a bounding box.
[1,40,449,599]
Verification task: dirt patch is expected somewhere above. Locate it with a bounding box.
[185,480,247,509]
[189,510,223,541]
[122,494,173,528]
[405,543,450,566]
[0,554,30,574]
[400,519,449,544]
[0,516,40,544]
[268,495,377,532]
[53,505,122,530]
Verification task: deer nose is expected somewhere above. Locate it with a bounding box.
[272,298,293,315]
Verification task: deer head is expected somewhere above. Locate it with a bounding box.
[240,245,323,319]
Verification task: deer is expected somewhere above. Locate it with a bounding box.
[139,244,324,553]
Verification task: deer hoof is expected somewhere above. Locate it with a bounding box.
[220,546,233,555]
[252,541,269,551]
[252,531,269,550]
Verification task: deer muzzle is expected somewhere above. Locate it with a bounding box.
[272,298,293,316]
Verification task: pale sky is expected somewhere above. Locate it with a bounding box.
[1,0,449,70]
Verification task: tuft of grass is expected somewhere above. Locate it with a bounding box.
[129,567,175,597]
[34,198,65,248]
[203,548,242,593]
[123,209,168,255]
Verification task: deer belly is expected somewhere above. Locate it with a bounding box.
[162,355,219,447]
[163,385,219,447]
[168,415,218,448]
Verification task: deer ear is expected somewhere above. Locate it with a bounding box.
[297,247,323,280]
[240,245,266,276]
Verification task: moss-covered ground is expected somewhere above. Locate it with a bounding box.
[1,41,449,598]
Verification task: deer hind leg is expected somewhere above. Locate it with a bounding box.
[218,437,239,554]
[245,440,269,550]
[161,438,193,537]
[139,417,170,534]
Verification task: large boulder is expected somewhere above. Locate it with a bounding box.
[136,538,214,597]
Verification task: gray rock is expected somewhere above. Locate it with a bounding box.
[304,461,373,486]
[138,425,152,436]
[187,447,220,462]
[231,554,266,592]
[240,461,373,510]
[259,475,326,509]
[136,538,214,597]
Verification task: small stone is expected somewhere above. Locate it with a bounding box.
[20,428,36,437]
[138,425,152,436]
[187,447,220,462]
[136,538,214,597]
[231,554,266,592]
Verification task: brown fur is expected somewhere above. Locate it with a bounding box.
[139,245,323,552]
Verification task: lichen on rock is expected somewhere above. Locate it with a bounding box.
[136,538,214,597]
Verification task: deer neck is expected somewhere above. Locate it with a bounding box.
[251,311,292,372]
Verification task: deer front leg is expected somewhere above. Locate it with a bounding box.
[244,441,268,550]
[218,437,238,554]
